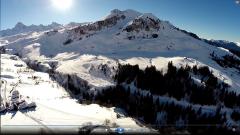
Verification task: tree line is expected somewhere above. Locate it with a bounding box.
[114,62,240,107]
[211,51,240,72]
[93,84,237,134]
[77,62,240,134]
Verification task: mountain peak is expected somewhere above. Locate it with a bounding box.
[49,22,61,27]
[15,22,26,29]
[138,13,160,21]
[105,9,141,20]
[110,9,122,14]
[124,9,140,13]
[51,22,60,25]
[0,22,63,37]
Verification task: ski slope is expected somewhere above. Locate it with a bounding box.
[0,54,148,133]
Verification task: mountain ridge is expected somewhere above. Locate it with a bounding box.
[1,9,239,93]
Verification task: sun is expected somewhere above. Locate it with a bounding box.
[51,0,73,11]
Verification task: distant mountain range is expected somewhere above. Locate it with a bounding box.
[0,22,62,37]
[1,10,239,58]
[202,39,240,57]
[0,22,90,37]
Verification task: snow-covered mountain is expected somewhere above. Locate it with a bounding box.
[205,40,240,51]
[0,21,90,38]
[1,9,239,92]
[1,9,240,133]
[0,22,63,37]
[203,39,240,57]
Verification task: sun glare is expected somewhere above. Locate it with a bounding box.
[51,0,73,11]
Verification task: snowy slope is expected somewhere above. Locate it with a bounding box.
[0,54,149,133]
[203,39,240,53]
[55,54,117,88]
[237,42,240,47]
[1,9,239,94]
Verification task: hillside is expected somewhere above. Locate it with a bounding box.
[1,9,240,134]
[0,54,150,133]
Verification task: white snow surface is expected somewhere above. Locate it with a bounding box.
[103,9,141,20]
[0,54,147,133]
[1,9,239,93]
[236,42,240,47]
[55,54,117,88]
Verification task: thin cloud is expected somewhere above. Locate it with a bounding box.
[236,0,240,5]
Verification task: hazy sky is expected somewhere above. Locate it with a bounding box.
[1,0,240,42]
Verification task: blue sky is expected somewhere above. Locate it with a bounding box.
[1,0,240,42]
